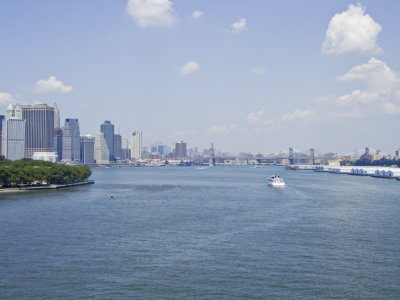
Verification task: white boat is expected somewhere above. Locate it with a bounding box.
[268,175,285,186]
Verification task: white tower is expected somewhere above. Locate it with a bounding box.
[94,132,109,164]
[130,131,142,160]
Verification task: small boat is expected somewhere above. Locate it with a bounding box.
[268,175,285,186]
[285,166,297,170]
[252,165,262,168]
[196,166,208,170]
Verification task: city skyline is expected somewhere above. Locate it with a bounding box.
[1,1,400,154]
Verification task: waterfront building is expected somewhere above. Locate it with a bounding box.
[130,131,142,160]
[61,118,80,162]
[11,103,55,158]
[1,118,26,160]
[94,132,109,164]
[32,152,58,163]
[54,103,60,129]
[114,134,122,160]
[80,134,95,164]
[0,115,4,155]
[175,141,187,158]
[100,120,115,162]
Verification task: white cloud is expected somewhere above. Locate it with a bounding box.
[335,58,399,108]
[34,76,73,94]
[192,10,203,19]
[279,109,314,121]
[322,3,382,56]
[208,123,237,134]
[231,18,247,33]
[179,61,200,75]
[337,58,397,91]
[247,107,271,125]
[252,67,265,75]
[126,0,176,28]
[0,92,14,105]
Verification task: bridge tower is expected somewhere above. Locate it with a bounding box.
[209,143,216,166]
[289,147,294,165]
[310,148,315,165]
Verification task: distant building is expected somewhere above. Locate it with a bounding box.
[114,134,122,160]
[175,141,187,158]
[54,103,60,129]
[80,134,95,164]
[54,127,63,161]
[100,120,115,162]
[10,103,55,158]
[61,118,80,162]
[32,152,58,163]
[94,132,109,164]
[130,131,142,160]
[1,118,26,160]
[0,115,4,155]
[121,138,130,160]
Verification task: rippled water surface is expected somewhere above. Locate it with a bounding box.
[1,166,400,299]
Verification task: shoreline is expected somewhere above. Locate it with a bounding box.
[0,180,94,194]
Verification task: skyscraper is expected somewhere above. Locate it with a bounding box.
[61,118,80,162]
[130,131,142,160]
[100,120,114,162]
[175,141,187,158]
[114,134,122,160]
[1,118,26,160]
[0,115,4,155]
[94,132,109,164]
[12,104,55,158]
[54,103,60,129]
[54,127,63,161]
[80,134,95,164]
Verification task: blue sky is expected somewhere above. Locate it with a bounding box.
[1,0,400,155]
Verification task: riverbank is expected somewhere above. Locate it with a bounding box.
[0,180,94,194]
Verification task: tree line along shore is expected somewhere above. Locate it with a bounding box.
[0,156,91,188]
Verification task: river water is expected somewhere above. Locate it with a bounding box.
[1,166,400,299]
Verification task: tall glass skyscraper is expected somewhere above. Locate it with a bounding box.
[61,118,80,162]
[100,120,114,162]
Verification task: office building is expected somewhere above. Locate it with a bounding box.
[100,120,114,162]
[80,134,95,164]
[11,103,55,158]
[94,132,109,164]
[175,141,187,158]
[61,118,80,162]
[1,118,26,160]
[114,134,122,160]
[130,130,142,160]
